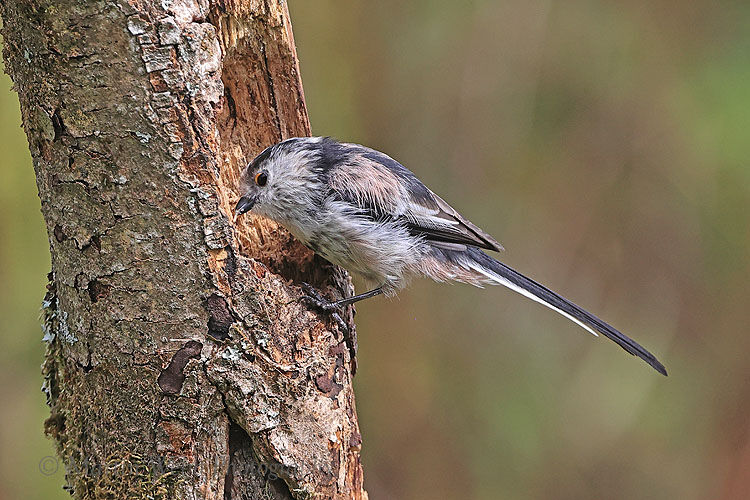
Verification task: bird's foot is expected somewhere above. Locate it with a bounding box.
[300,282,349,333]
[300,282,341,311]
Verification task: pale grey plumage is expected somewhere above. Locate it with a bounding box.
[235,136,667,375]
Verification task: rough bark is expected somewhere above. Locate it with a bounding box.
[1,1,367,498]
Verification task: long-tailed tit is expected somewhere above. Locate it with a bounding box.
[234,137,666,375]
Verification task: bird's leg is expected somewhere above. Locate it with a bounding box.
[300,283,384,311]
[332,286,385,307]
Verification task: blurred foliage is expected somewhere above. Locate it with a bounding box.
[2,1,749,499]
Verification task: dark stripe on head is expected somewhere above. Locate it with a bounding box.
[248,144,274,173]
[269,137,354,177]
[315,137,354,175]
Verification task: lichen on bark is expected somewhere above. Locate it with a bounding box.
[1,0,367,498]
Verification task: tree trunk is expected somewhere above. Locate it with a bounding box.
[1,1,367,498]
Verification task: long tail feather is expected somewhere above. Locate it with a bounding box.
[462,247,667,376]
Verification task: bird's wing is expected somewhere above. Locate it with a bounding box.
[328,145,504,252]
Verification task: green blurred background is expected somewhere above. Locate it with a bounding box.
[2,1,749,498]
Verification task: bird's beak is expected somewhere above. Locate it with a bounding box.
[234,195,257,221]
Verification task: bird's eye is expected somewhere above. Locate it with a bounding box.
[254,171,268,187]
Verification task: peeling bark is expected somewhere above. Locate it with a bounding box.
[1,1,367,498]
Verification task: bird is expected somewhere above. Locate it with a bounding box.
[234,136,667,375]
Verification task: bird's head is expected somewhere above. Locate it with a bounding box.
[234,137,331,223]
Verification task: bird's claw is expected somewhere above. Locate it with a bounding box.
[300,282,340,311]
[300,283,349,333]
